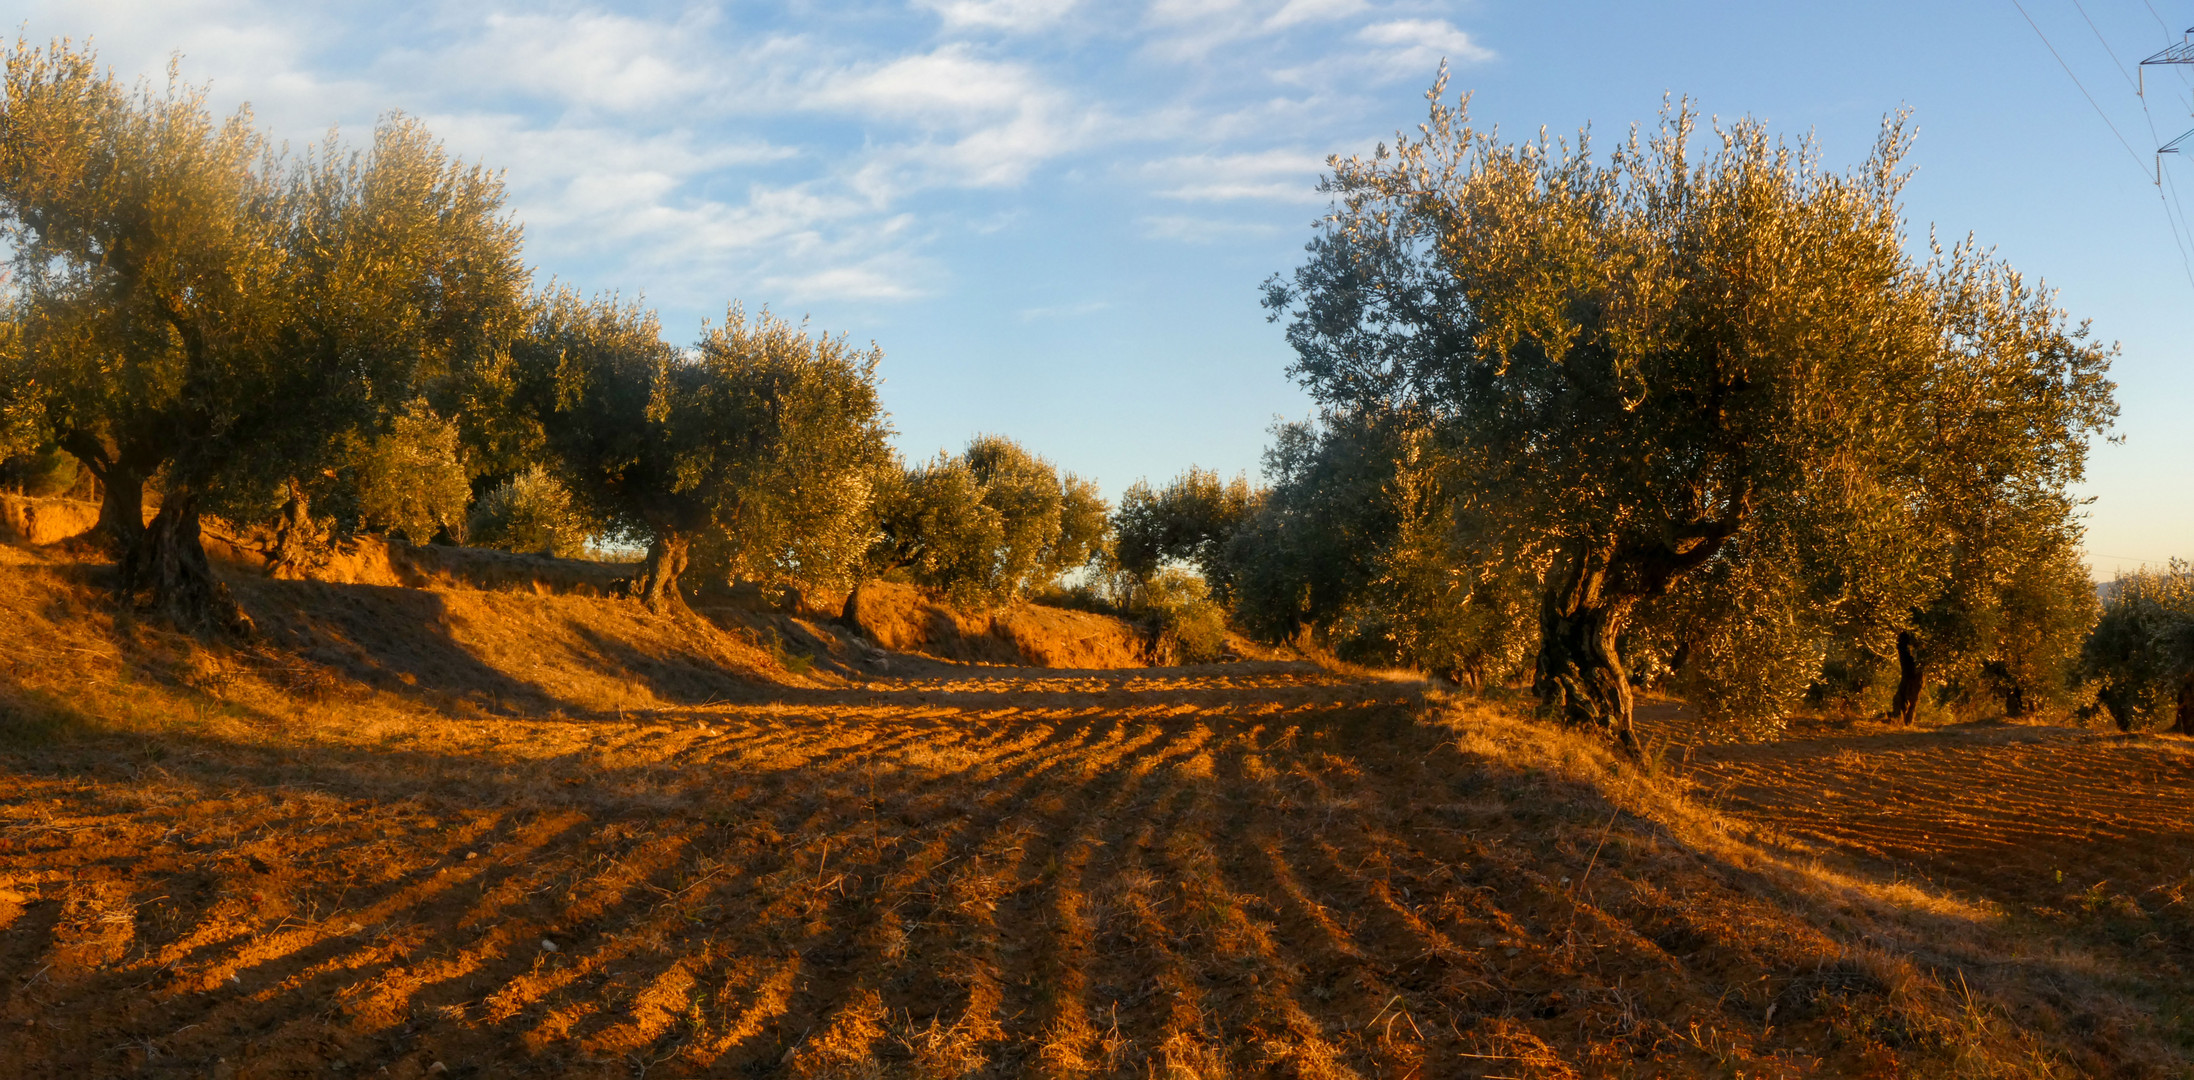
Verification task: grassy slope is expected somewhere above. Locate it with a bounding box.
[0,542,2188,1078]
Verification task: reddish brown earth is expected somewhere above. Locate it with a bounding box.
[1,545,2190,1078]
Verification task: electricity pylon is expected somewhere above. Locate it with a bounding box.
[2143,25,2194,176]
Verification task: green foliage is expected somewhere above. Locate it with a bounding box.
[0,41,288,496]
[0,443,80,497]
[1114,466,1261,600]
[469,465,591,559]
[345,400,472,545]
[514,293,891,605]
[872,453,1004,603]
[1139,568,1231,665]
[872,434,1108,605]
[1977,530,2099,718]
[685,308,894,591]
[2080,562,2194,731]
[1650,538,1829,738]
[1262,78,2115,740]
[1230,407,1535,687]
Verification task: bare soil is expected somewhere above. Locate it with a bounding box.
[1,545,2190,1078]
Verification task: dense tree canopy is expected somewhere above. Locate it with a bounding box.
[1114,466,1261,602]
[0,39,526,628]
[871,434,1108,605]
[1265,80,2115,747]
[513,293,891,611]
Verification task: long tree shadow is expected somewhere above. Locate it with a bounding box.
[2,654,2189,1077]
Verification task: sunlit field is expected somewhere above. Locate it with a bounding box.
[3,545,2189,1079]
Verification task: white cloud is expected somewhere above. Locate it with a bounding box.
[1358,18,1496,70]
[1264,0,1368,31]
[810,45,1100,193]
[445,11,716,113]
[1144,149,1331,201]
[1018,300,1111,320]
[915,0,1080,31]
[12,0,1490,309]
[768,262,938,302]
[816,46,1043,120]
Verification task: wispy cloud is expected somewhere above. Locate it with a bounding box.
[1359,18,1495,72]
[1018,299,1111,320]
[915,0,1082,32]
[14,0,1491,305]
[1144,149,1332,202]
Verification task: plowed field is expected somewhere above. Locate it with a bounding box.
[1,550,2190,1078]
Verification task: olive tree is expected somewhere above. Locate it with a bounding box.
[516,293,890,612]
[1266,80,2113,749]
[0,41,526,628]
[0,43,285,628]
[1114,466,1261,601]
[2080,562,2194,734]
[871,434,1107,605]
[1230,407,1535,687]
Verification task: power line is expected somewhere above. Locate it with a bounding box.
[2008,0,2153,176]
[2009,0,2194,291]
[2142,0,2172,34]
[2160,162,2194,289]
[2067,0,2137,88]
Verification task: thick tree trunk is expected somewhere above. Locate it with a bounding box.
[2103,692,2134,733]
[266,481,328,580]
[122,491,252,636]
[2002,680,2028,720]
[1889,630,1923,725]
[96,466,147,558]
[635,532,691,614]
[1534,550,1641,755]
[2174,673,2194,737]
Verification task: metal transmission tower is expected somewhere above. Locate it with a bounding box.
[2143,26,2194,174]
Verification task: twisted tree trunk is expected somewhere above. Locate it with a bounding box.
[56,431,155,559]
[2175,672,2194,737]
[266,480,329,580]
[1889,630,1923,725]
[635,532,691,614]
[1534,546,1642,755]
[121,490,251,636]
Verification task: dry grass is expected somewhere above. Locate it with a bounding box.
[0,543,2189,1078]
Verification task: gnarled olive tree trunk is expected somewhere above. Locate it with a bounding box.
[265,480,330,580]
[634,532,691,614]
[56,431,157,558]
[1533,519,1743,757]
[2175,673,2194,737]
[1535,546,1642,754]
[120,490,252,635]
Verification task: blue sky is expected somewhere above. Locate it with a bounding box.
[8,0,2190,577]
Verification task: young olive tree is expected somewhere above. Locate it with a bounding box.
[1266,79,2113,749]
